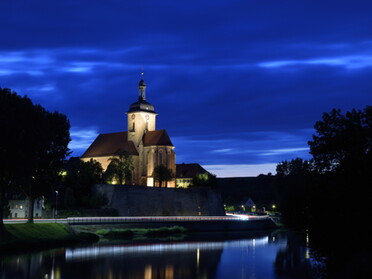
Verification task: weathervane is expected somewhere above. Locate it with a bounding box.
[140,67,145,79]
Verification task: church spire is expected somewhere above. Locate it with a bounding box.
[138,72,146,101]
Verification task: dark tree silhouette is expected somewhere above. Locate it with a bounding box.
[0,89,35,230]
[190,172,217,188]
[309,107,372,174]
[63,158,104,209]
[276,158,312,177]
[0,88,70,226]
[276,106,372,279]
[21,103,70,223]
[153,165,174,187]
[275,158,313,227]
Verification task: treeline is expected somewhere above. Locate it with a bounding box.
[276,106,372,279]
[217,175,277,211]
[0,89,113,226]
[0,88,70,228]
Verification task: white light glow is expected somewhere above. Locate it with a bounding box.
[65,237,269,261]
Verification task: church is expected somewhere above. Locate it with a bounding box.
[81,79,176,187]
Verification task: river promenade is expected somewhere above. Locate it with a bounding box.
[4,214,276,231]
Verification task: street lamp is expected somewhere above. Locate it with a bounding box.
[55,190,59,217]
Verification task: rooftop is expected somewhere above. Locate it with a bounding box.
[176,163,208,178]
[81,131,139,158]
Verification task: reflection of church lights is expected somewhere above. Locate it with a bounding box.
[144,265,152,279]
[305,248,310,259]
[65,238,269,261]
[165,265,174,279]
[306,233,309,245]
[196,248,200,269]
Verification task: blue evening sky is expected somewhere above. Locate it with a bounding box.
[1,1,371,176]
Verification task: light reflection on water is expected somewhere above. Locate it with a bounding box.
[0,231,319,279]
[65,237,270,261]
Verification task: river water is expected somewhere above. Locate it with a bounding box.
[0,230,322,279]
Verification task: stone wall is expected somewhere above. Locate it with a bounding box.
[93,185,225,216]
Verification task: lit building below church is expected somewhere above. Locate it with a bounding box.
[176,163,209,187]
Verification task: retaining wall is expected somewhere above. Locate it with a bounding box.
[93,185,225,216]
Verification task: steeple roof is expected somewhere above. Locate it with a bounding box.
[128,78,156,113]
[138,79,146,87]
[128,100,155,113]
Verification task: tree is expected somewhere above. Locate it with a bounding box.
[0,88,70,226]
[0,89,34,230]
[305,106,372,227]
[1,89,70,227]
[63,158,104,209]
[153,165,174,187]
[275,106,372,278]
[276,158,312,177]
[308,107,372,174]
[190,172,217,188]
[20,104,70,223]
[275,158,314,227]
[104,150,134,185]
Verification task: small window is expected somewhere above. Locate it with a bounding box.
[159,152,163,165]
[20,204,23,209]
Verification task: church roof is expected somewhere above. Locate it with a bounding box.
[81,131,139,158]
[176,163,208,178]
[128,99,156,113]
[143,130,173,146]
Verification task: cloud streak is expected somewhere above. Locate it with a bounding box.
[259,55,372,69]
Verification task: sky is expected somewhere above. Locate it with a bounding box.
[1,0,372,177]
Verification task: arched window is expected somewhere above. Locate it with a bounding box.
[159,150,163,165]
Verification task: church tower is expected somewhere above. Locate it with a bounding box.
[126,78,176,187]
[127,79,157,146]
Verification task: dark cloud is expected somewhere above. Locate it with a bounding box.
[1,0,372,176]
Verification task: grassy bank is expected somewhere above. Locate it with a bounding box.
[95,226,187,239]
[0,223,98,251]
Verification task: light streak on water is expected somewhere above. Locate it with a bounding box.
[65,237,270,261]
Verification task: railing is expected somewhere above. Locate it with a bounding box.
[67,215,270,224]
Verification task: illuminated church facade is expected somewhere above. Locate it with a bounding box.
[81,79,176,187]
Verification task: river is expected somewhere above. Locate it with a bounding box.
[0,230,322,279]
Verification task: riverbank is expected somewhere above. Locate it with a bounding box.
[0,223,98,252]
[94,226,187,239]
[0,217,278,253]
